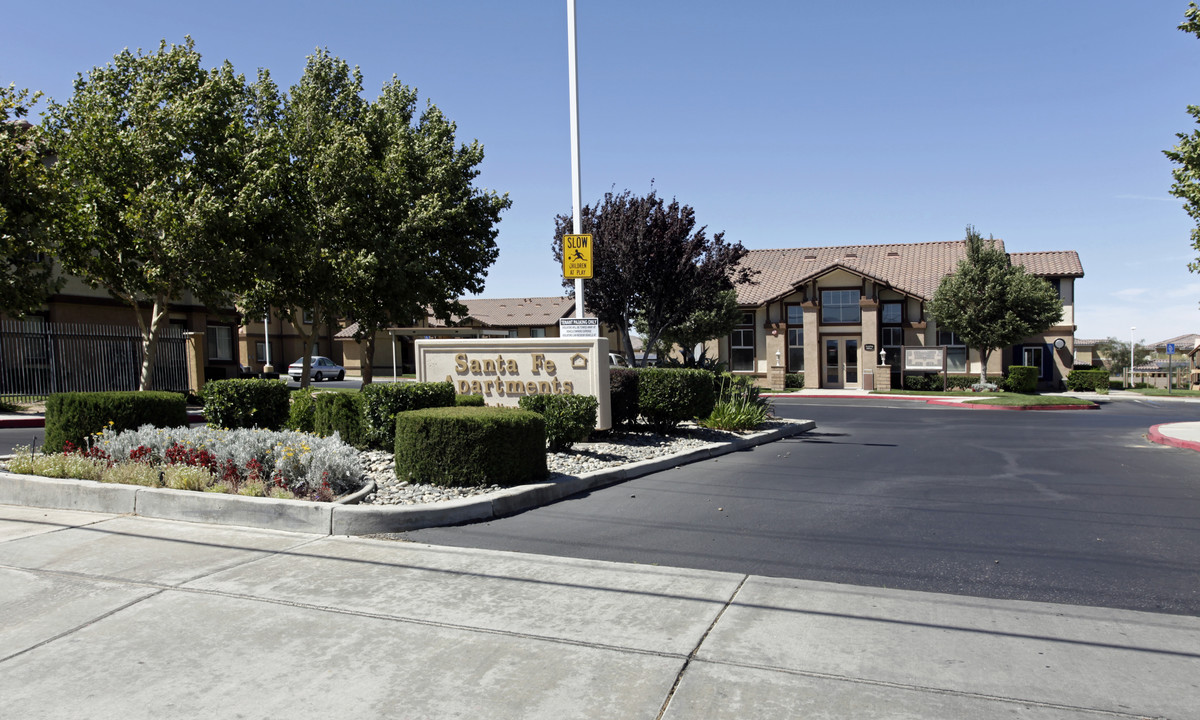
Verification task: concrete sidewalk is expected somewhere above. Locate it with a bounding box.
[2,506,1196,719]
[1150,421,1200,453]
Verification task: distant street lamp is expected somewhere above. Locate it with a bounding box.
[1130,326,1136,389]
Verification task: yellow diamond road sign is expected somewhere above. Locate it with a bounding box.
[563,234,593,279]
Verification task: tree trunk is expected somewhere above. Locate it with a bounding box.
[978,347,992,384]
[134,293,168,391]
[618,324,637,367]
[294,314,315,390]
[360,333,375,385]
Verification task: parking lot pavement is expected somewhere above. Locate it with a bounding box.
[3,505,1198,719]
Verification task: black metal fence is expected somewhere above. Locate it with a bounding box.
[0,321,189,401]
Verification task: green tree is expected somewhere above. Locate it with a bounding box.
[1,84,63,317]
[553,189,755,366]
[928,226,1063,383]
[242,50,508,387]
[635,288,741,366]
[1166,2,1200,272]
[1094,336,1152,384]
[43,38,272,389]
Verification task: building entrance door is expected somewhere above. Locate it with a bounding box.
[823,337,859,389]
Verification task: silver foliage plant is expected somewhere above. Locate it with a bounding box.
[91,425,364,495]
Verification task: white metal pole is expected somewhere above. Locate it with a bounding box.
[263,315,272,373]
[568,0,584,319]
[391,333,397,381]
[1130,326,1135,389]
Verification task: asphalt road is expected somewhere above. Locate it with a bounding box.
[399,397,1200,616]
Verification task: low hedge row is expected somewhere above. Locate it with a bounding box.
[361,381,456,448]
[202,378,290,430]
[43,391,188,453]
[638,367,716,431]
[313,392,365,448]
[785,372,804,390]
[1066,368,1109,392]
[610,369,639,428]
[394,406,546,487]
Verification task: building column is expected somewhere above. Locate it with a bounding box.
[802,301,820,389]
[185,331,206,393]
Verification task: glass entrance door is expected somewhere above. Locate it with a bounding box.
[823,337,859,389]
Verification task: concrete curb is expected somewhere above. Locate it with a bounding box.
[925,399,1099,411]
[0,419,816,535]
[1148,423,1200,453]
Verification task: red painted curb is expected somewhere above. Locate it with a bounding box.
[1148,423,1200,452]
[0,417,44,429]
[924,400,1099,411]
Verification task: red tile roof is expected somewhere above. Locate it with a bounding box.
[734,241,1082,305]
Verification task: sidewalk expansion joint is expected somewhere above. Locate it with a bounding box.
[0,587,165,665]
[655,574,749,720]
[0,562,694,663]
[688,656,1161,720]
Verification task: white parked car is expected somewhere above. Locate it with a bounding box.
[288,356,345,382]
[609,353,630,368]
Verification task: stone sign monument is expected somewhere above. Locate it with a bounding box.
[415,337,611,430]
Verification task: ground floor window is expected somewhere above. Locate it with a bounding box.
[787,327,804,371]
[937,330,967,373]
[731,313,755,372]
[530,327,546,338]
[1023,346,1045,378]
[255,341,267,363]
[207,325,233,361]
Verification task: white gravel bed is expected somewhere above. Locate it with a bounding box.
[359,422,786,506]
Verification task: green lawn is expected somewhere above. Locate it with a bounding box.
[1126,387,1200,397]
[965,395,1096,407]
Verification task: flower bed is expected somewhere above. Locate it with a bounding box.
[5,425,364,502]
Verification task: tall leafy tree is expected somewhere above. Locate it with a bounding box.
[928,226,1063,383]
[1,84,63,317]
[635,288,741,366]
[242,50,508,387]
[553,189,755,366]
[1166,2,1200,272]
[43,38,271,389]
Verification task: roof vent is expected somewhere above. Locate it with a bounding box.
[887,251,900,258]
[803,254,817,260]
[844,252,858,259]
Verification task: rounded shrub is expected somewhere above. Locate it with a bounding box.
[1005,365,1039,394]
[286,388,319,432]
[455,394,486,407]
[313,392,365,448]
[44,391,187,453]
[1065,368,1109,392]
[201,378,290,430]
[517,394,598,451]
[637,367,717,431]
[394,406,546,487]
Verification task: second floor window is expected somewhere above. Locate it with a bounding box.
[821,290,861,324]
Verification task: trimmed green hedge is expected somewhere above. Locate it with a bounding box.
[44,391,188,453]
[610,368,640,427]
[903,374,984,391]
[394,406,546,487]
[313,392,365,448]
[785,372,804,390]
[455,394,486,407]
[1006,365,1039,394]
[638,367,716,431]
[201,378,290,430]
[361,381,456,448]
[518,394,598,451]
[1066,368,1109,392]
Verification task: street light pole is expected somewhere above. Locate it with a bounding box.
[567,0,584,319]
[1130,326,1136,389]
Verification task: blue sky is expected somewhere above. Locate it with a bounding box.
[4,1,1199,345]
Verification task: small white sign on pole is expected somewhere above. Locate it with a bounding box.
[559,317,599,338]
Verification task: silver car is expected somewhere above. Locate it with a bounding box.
[288,356,345,382]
